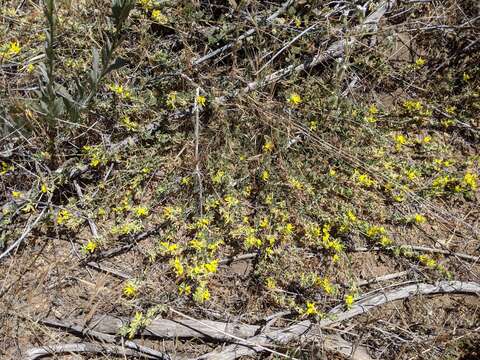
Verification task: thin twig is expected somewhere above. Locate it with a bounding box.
[194,87,203,216]
[0,207,46,262]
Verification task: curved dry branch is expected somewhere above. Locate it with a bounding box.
[23,342,160,360]
[197,281,480,360]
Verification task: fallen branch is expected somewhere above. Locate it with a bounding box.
[83,315,266,341]
[353,245,479,262]
[197,281,480,359]
[23,342,161,360]
[38,318,169,360]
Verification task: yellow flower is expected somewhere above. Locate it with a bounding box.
[261,170,269,181]
[171,257,184,276]
[108,84,131,99]
[320,278,334,295]
[282,223,294,236]
[345,294,355,308]
[422,135,431,144]
[403,100,423,112]
[26,63,35,73]
[415,57,426,68]
[151,9,168,24]
[288,177,303,190]
[196,95,206,107]
[368,104,378,114]
[259,217,269,229]
[309,120,318,131]
[418,254,437,269]
[394,134,407,147]
[2,41,21,59]
[379,236,393,247]
[121,115,139,131]
[41,183,48,193]
[263,140,274,153]
[328,168,336,177]
[463,72,470,82]
[12,191,22,199]
[304,301,318,316]
[134,206,149,217]
[203,259,218,274]
[83,239,98,253]
[123,281,138,298]
[56,209,71,225]
[193,283,210,303]
[463,172,477,191]
[287,92,302,106]
[412,214,427,224]
[346,210,357,222]
[353,170,375,187]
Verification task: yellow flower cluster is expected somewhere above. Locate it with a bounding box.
[0,41,21,59]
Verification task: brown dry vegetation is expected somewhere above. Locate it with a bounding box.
[1,0,480,359]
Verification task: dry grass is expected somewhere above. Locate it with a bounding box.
[1,0,479,359]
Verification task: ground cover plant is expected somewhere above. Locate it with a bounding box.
[1,0,479,359]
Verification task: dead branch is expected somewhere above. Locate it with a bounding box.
[352,245,479,262]
[82,315,265,341]
[38,318,170,360]
[23,342,162,360]
[196,281,480,359]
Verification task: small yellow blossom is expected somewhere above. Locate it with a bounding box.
[196,95,206,107]
[56,209,71,225]
[151,9,168,24]
[134,206,149,217]
[83,239,98,253]
[463,72,470,82]
[304,301,318,316]
[12,191,22,199]
[415,57,425,68]
[193,283,210,303]
[369,104,378,114]
[261,170,270,181]
[263,140,274,153]
[345,294,355,308]
[412,214,427,224]
[287,92,302,106]
[418,254,437,269]
[171,257,184,276]
[265,277,276,289]
[463,172,477,191]
[121,115,139,131]
[41,183,48,193]
[123,281,138,298]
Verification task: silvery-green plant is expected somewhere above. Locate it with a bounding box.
[37,0,135,166]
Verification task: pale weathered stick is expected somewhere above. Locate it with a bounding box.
[192,0,295,66]
[197,281,480,360]
[322,280,480,326]
[38,318,170,360]
[353,245,479,262]
[81,315,266,341]
[23,342,160,360]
